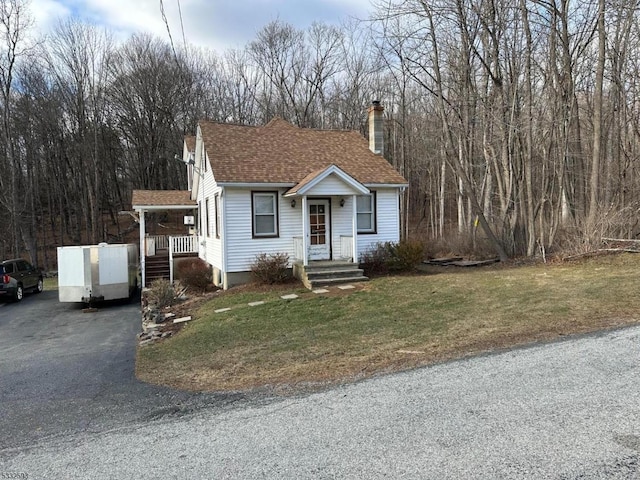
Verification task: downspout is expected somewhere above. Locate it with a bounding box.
[220,188,227,289]
[401,186,407,240]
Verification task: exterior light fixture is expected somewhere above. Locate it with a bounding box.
[340,198,345,207]
[291,199,296,208]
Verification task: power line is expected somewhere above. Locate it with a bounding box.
[176,0,187,50]
[159,0,180,66]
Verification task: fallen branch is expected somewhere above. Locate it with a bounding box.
[563,248,640,261]
[602,237,640,244]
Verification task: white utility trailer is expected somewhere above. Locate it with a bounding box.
[57,243,139,303]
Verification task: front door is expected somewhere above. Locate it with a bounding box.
[308,199,330,260]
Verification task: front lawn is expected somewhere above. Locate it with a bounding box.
[136,254,640,391]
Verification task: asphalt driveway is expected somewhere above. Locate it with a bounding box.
[0,290,246,450]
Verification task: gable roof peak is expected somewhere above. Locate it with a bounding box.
[264,117,294,129]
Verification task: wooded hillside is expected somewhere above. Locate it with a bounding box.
[1,0,639,268]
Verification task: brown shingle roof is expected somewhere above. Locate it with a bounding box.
[199,118,408,185]
[132,190,196,207]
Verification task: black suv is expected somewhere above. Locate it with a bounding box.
[0,259,43,302]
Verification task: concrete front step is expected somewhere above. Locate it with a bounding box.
[294,260,369,290]
[306,268,365,281]
[307,275,369,289]
[305,260,356,270]
[293,260,369,290]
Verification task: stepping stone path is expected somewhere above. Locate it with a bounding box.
[213,285,359,313]
[173,316,192,324]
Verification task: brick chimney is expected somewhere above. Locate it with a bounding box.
[368,100,384,156]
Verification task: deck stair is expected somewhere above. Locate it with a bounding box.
[145,250,170,285]
[295,260,368,290]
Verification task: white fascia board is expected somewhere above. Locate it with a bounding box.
[191,125,204,199]
[133,204,196,211]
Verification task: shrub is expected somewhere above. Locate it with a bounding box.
[250,252,290,284]
[360,240,425,276]
[175,258,212,292]
[359,243,391,275]
[145,278,177,309]
[387,239,425,271]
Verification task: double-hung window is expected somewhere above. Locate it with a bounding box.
[205,198,211,237]
[252,192,278,237]
[356,192,376,233]
[214,194,221,239]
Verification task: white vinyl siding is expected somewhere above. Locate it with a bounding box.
[195,143,223,271]
[226,188,301,272]
[201,186,401,274]
[304,174,362,196]
[357,189,401,258]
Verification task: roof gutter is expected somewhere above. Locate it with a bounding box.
[364,183,410,188]
[215,182,296,188]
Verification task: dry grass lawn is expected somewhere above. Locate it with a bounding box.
[136,253,640,392]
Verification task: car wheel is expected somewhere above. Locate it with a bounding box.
[14,284,23,302]
[34,278,43,293]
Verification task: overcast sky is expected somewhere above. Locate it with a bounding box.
[30,0,375,52]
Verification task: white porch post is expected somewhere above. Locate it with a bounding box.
[302,196,308,266]
[139,209,146,288]
[352,194,358,264]
[169,236,174,284]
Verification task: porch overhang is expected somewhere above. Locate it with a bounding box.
[131,190,197,288]
[284,164,370,198]
[131,190,197,211]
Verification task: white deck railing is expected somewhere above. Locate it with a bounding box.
[340,235,353,261]
[170,235,198,254]
[146,234,169,254]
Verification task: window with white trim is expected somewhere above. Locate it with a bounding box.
[214,194,221,239]
[252,191,278,237]
[205,198,211,237]
[356,192,376,233]
[198,200,202,235]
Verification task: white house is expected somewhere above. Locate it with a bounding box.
[133,101,408,289]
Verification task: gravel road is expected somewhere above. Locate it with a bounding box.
[2,323,639,479]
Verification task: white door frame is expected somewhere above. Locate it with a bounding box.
[307,198,331,261]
